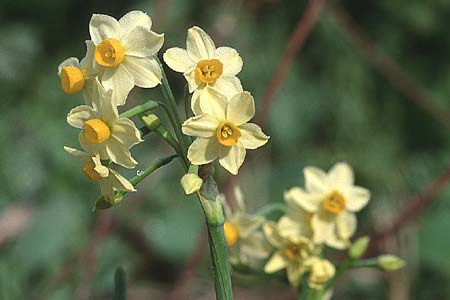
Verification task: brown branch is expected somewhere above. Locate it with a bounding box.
[257,0,327,126]
[328,3,450,128]
[367,163,450,255]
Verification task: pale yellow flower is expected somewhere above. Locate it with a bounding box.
[163,26,243,114]
[89,11,164,105]
[305,257,335,289]
[182,91,269,175]
[58,41,96,101]
[223,187,271,268]
[291,162,370,249]
[263,221,320,288]
[64,146,135,203]
[67,80,143,168]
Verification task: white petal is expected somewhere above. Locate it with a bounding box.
[336,211,356,239]
[214,47,243,76]
[109,169,136,192]
[346,186,370,212]
[328,162,354,187]
[92,156,109,177]
[111,118,143,148]
[58,57,79,76]
[219,145,246,175]
[182,114,219,138]
[284,187,322,213]
[91,80,119,122]
[101,64,134,106]
[187,137,220,165]
[226,92,255,125]
[99,179,115,203]
[78,133,108,159]
[123,26,164,57]
[211,76,243,99]
[198,87,227,119]
[89,14,122,45]
[186,26,215,61]
[67,105,97,129]
[287,264,304,288]
[123,56,161,88]
[119,10,152,34]
[311,214,335,244]
[263,222,284,249]
[277,216,304,238]
[105,138,138,169]
[238,123,269,149]
[264,252,287,273]
[184,70,201,94]
[163,47,195,73]
[304,167,328,193]
[80,40,96,76]
[63,146,91,161]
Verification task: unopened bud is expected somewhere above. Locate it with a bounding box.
[141,114,161,130]
[349,236,370,259]
[181,173,203,195]
[377,255,405,271]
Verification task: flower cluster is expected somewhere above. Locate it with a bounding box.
[59,11,164,204]
[164,27,269,175]
[222,162,374,289]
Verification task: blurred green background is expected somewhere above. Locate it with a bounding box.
[1,0,450,299]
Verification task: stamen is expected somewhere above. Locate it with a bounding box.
[216,121,241,146]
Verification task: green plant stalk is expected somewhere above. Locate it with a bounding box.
[119,100,159,119]
[130,154,178,186]
[156,57,190,157]
[112,267,127,300]
[256,203,288,217]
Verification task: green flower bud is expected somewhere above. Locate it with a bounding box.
[377,255,405,271]
[349,236,370,259]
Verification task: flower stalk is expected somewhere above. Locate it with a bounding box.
[119,100,160,119]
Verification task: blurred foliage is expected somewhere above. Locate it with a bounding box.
[1,0,450,299]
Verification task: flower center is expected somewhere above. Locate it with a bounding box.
[216,121,241,146]
[283,242,309,260]
[322,191,346,214]
[84,119,111,144]
[95,38,125,67]
[195,59,223,84]
[60,66,85,94]
[224,222,239,247]
[82,161,101,182]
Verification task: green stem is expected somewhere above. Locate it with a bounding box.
[156,57,190,157]
[348,258,379,269]
[129,155,178,186]
[119,100,159,119]
[256,203,288,217]
[112,267,127,300]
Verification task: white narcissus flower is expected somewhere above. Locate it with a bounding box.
[163,26,243,114]
[64,146,135,203]
[222,187,272,268]
[263,221,320,288]
[58,40,96,101]
[292,162,371,249]
[89,10,164,105]
[182,90,269,175]
[67,80,143,168]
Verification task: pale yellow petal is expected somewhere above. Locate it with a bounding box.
[58,57,79,76]
[101,64,134,106]
[186,26,215,61]
[214,47,243,76]
[185,70,201,94]
[336,211,356,239]
[89,14,122,45]
[284,186,321,213]
[287,263,305,288]
[63,146,91,161]
[304,166,328,193]
[328,162,354,187]
[67,105,97,129]
[311,213,335,245]
[105,138,138,169]
[163,47,195,73]
[238,123,269,150]
[99,179,115,203]
[198,87,227,119]
[92,156,109,177]
[78,133,108,159]
[123,26,164,57]
[211,76,242,99]
[187,137,220,165]
[123,56,161,88]
[111,118,143,148]
[264,251,287,273]
[119,10,152,34]
[226,92,255,125]
[218,144,246,175]
[109,169,136,192]
[263,222,284,249]
[346,186,370,212]
[182,114,219,138]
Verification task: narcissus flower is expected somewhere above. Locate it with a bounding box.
[291,162,370,249]
[223,187,271,268]
[163,26,243,114]
[263,221,320,288]
[305,257,336,289]
[67,81,143,168]
[89,10,164,105]
[182,91,269,175]
[58,41,96,100]
[64,146,135,203]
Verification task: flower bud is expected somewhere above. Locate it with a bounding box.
[349,236,370,259]
[308,258,336,289]
[181,173,203,195]
[377,255,405,271]
[141,114,162,130]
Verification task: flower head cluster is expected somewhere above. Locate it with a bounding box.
[59,11,164,204]
[164,28,269,174]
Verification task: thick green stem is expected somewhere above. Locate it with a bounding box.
[119,100,159,119]
[130,154,178,186]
